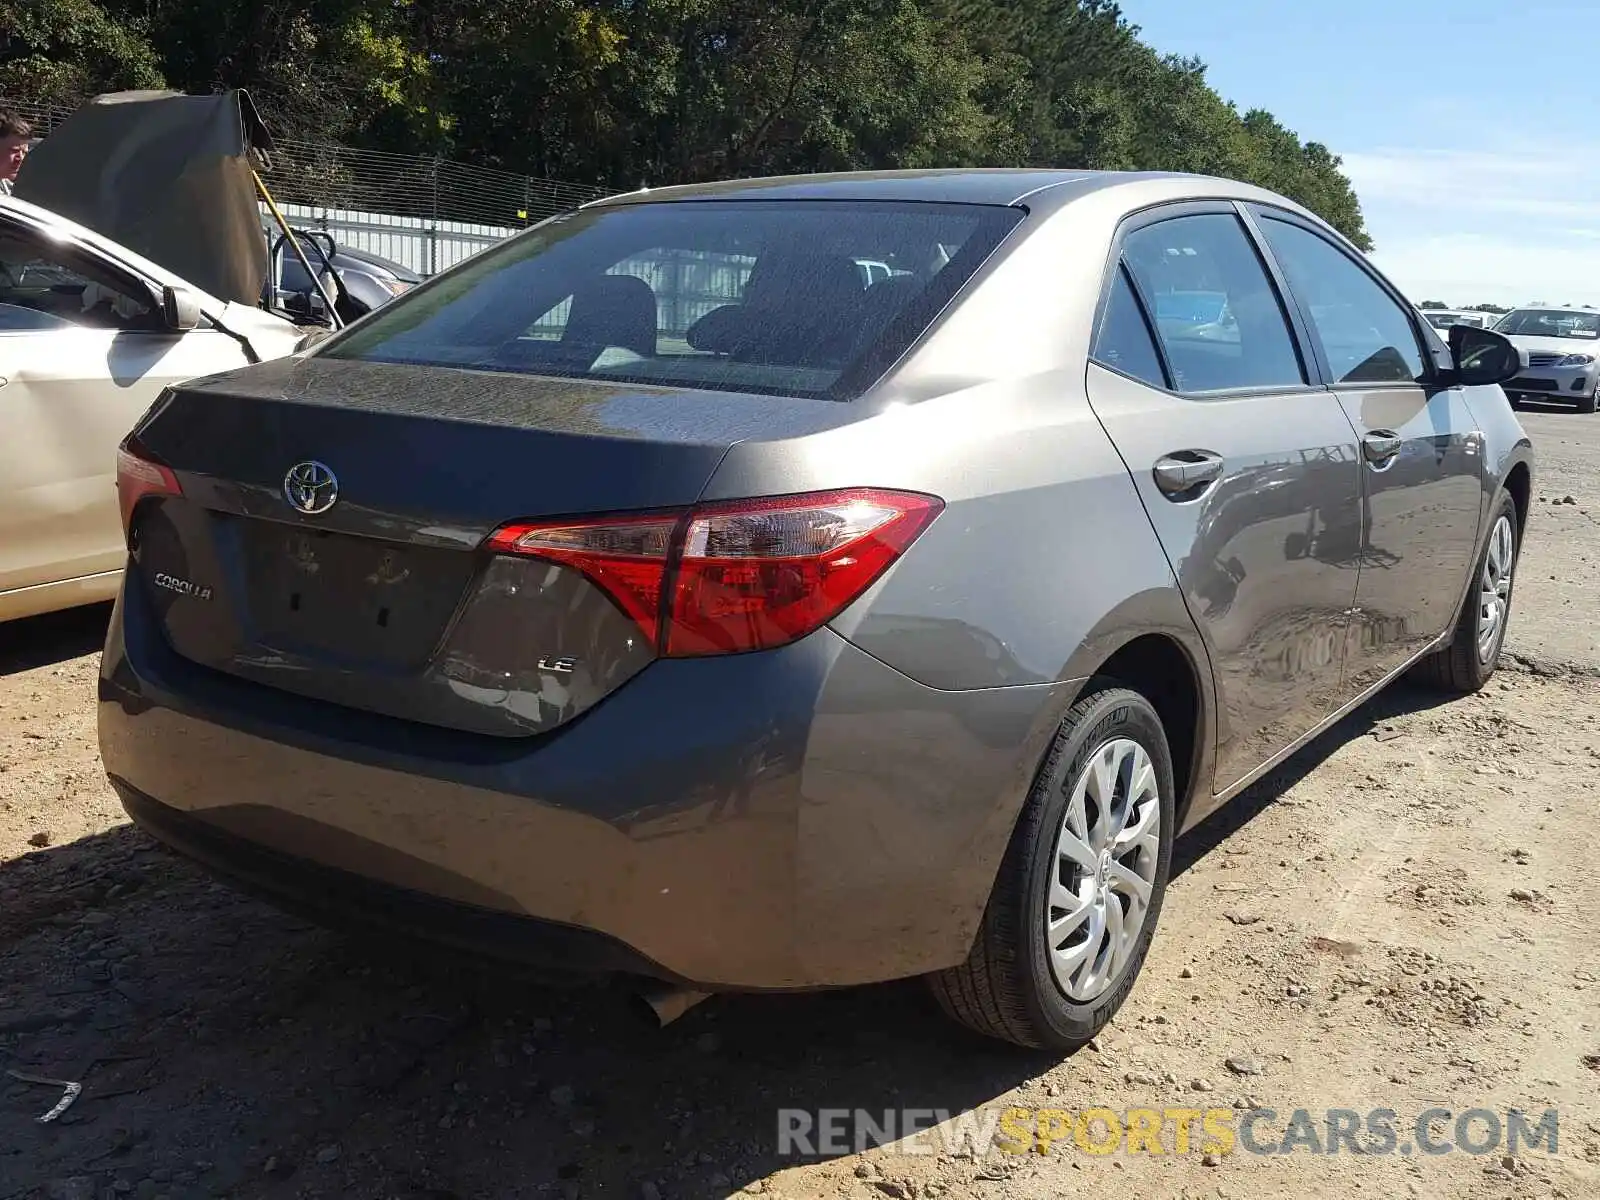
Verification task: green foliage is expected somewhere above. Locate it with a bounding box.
[0,0,165,103]
[2,0,1370,244]
[90,0,439,144]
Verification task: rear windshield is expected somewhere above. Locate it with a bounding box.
[319,199,1022,399]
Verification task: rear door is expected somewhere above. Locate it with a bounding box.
[1250,208,1484,692]
[1084,203,1366,796]
[0,213,249,594]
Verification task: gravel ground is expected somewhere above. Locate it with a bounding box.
[2,408,1598,1200]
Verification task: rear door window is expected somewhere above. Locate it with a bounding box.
[1092,267,1168,389]
[1121,213,1306,394]
[321,200,1022,400]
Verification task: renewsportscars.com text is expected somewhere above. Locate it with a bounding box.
[777,1105,1560,1159]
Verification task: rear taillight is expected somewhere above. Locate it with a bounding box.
[115,438,182,534]
[486,514,679,643]
[488,488,944,657]
[665,490,942,656]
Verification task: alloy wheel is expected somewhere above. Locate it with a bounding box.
[1476,514,1516,664]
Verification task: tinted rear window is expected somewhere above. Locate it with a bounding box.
[319,200,1022,399]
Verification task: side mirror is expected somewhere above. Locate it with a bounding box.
[161,285,202,332]
[1448,325,1525,387]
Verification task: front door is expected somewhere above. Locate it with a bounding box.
[0,217,248,595]
[1085,205,1366,796]
[1251,210,1485,692]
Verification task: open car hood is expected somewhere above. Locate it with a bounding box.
[13,90,271,307]
[1503,333,1600,356]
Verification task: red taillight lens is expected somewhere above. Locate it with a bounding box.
[666,489,943,656]
[115,440,182,534]
[487,488,943,657]
[485,514,679,643]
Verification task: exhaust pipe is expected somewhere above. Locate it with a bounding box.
[637,983,711,1027]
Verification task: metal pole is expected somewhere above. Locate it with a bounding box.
[254,170,343,329]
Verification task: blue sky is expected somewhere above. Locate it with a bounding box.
[1124,0,1600,307]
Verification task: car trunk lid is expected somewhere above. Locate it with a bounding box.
[127,357,855,737]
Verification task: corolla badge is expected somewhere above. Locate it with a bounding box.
[283,460,339,515]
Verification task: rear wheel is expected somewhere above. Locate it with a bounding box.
[1416,492,1519,693]
[928,686,1175,1050]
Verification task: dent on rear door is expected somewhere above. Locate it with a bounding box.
[1088,366,1365,798]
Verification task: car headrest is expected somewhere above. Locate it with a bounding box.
[562,274,658,358]
[685,253,869,358]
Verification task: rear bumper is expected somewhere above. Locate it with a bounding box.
[112,784,684,979]
[113,780,682,980]
[99,579,1073,990]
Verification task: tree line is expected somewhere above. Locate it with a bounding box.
[2,0,1371,247]
[1419,302,1513,314]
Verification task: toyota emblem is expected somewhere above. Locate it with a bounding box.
[283,461,339,515]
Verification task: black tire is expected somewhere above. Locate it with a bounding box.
[1578,391,1598,414]
[1416,491,1519,693]
[928,685,1175,1050]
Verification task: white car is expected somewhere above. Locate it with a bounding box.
[0,193,304,622]
[1420,308,1492,335]
[1491,306,1600,413]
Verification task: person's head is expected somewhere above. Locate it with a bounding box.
[0,111,33,184]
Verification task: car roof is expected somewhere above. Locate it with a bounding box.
[586,169,1302,216]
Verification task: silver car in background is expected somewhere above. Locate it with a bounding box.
[1494,306,1600,412]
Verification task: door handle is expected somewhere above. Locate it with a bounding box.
[1362,431,1403,465]
[1152,451,1225,497]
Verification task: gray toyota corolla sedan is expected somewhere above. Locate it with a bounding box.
[100,170,1533,1050]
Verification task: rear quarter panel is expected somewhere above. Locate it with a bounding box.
[705,176,1219,730]
[712,374,1204,694]
[707,178,1224,694]
[705,371,1214,975]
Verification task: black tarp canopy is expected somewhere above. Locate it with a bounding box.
[14,89,272,306]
